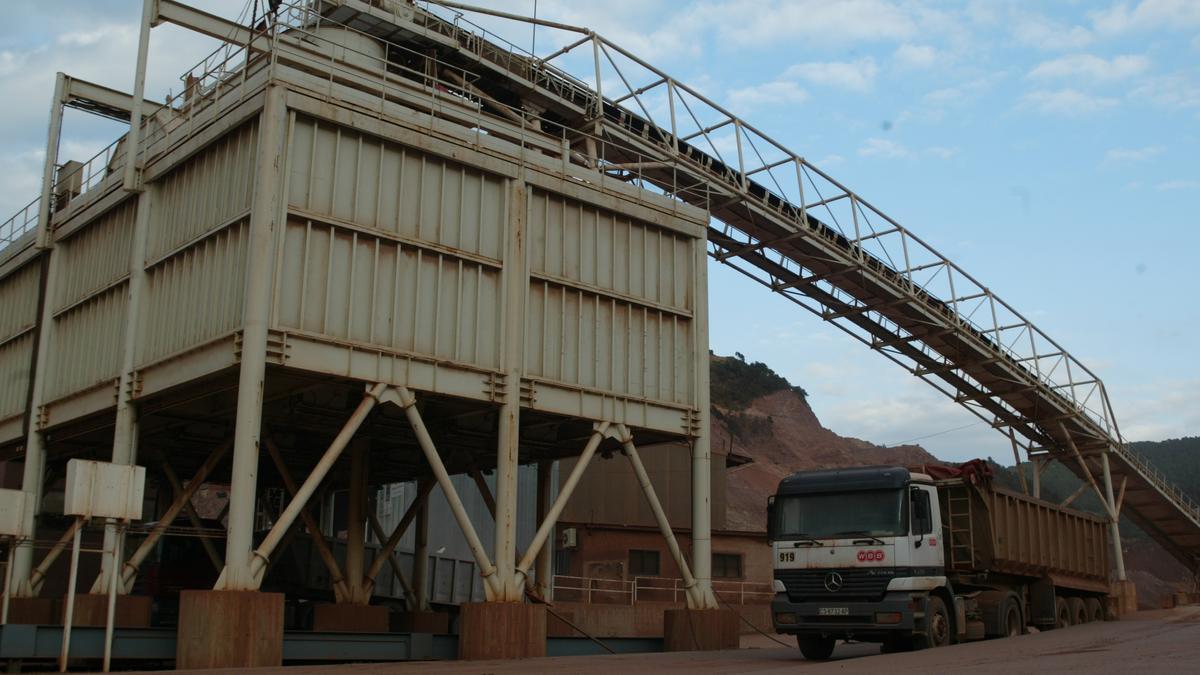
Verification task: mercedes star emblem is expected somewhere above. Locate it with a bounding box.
[824,571,844,592]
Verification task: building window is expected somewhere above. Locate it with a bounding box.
[713,553,743,579]
[628,549,660,576]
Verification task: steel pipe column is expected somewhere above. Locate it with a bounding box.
[218,83,289,590]
[493,181,529,601]
[1102,450,1127,581]
[10,70,69,598]
[412,481,431,611]
[689,236,717,609]
[534,460,554,600]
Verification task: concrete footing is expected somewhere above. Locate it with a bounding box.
[663,608,739,651]
[64,594,152,627]
[176,590,284,669]
[1112,580,1138,616]
[4,597,57,624]
[393,610,450,634]
[458,602,546,660]
[312,603,390,632]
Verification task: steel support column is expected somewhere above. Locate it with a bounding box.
[412,481,431,611]
[534,460,554,600]
[345,438,369,603]
[1101,450,1127,581]
[218,83,288,590]
[617,425,702,607]
[11,71,68,598]
[494,181,529,601]
[690,236,717,609]
[93,177,155,596]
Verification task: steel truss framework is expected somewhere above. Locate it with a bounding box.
[1,1,1196,617]
[385,0,1198,571]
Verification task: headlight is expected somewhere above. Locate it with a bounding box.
[775,612,798,625]
[773,579,787,593]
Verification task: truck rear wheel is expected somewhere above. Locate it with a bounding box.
[916,596,952,649]
[797,635,836,660]
[1068,597,1087,625]
[1055,597,1071,629]
[1084,597,1104,622]
[1002,597,1023,637]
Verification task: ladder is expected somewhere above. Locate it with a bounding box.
[946,486,976,570]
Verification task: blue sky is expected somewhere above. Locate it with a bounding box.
[1,1,1197,462]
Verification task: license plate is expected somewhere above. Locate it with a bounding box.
[818,607,849,616]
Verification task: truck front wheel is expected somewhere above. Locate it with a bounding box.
[797,635,836,660]
[917,596,952,649]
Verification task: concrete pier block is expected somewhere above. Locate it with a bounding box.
[458,602,546,660]
[663,608,739,651]
[176,590,284,669]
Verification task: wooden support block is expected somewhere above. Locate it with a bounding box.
[63,593,152,627]
[176,590,284,669]
[663,608,739,651]
[458,602,546,660]
[312,603,390,633]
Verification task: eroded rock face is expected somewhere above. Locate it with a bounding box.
[714,387,935,532]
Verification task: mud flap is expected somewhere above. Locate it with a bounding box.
[1030,577,1057,628]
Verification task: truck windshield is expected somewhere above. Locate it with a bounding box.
[771,489,905,540]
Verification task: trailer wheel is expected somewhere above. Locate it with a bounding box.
[1084,597,1104,623]
[1067,597,1087,625]
[1002,597,1023,637]
[1055,597,1071,629]
[797,635,836,660]
[917,596,952,649]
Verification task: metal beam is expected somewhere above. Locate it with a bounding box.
[364,479,435,589]
[264,438,350,603]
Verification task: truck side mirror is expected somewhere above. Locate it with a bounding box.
[767,496,777,541]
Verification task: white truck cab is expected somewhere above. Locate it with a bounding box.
[769,466,952,659]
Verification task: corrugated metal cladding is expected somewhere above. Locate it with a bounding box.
[43,202,136,401]
[525,189,695,404]
[279,115,508,370]
[0,263,40,421]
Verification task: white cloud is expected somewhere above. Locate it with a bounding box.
[1155,179,1200,191]
[925,146,959,160]
[1104,146,1165,164]
[1012,14,1094,50]
[726,80,808,113]
[1132,74,1200,110]
[1092,0,1200,35]
[783,58,879,93]
[893,44,937,69]
[1019,89,1120,115]
[705,0,918,47]
[1028,54,1151,81]
[858,137,909,158]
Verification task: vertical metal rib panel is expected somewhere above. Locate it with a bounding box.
[287,116,505,260]
[44,286,127,401]
[146,121,257,264]
[138,220,250,366]
[525,188,694,405]
[0,333,34,422]
[53,201,136,312]
[0,262,40,345]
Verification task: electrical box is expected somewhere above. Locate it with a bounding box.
[63,459,146,520]
[562,527,578,549]
[0,489,36,537]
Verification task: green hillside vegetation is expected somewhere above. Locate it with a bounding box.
[990,436,1200,541]
[710,353,807,410]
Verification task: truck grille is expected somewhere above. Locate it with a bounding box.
[775,568,892,602]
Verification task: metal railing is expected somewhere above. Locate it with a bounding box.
[551,574,772,605]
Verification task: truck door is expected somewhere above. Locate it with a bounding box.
[910,485,942,569]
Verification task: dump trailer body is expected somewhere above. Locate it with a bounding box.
[937,476,1110,592]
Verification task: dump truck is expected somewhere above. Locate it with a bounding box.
[768,462,1112,659]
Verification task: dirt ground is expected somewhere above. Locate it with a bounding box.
[172,606,1200,674]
